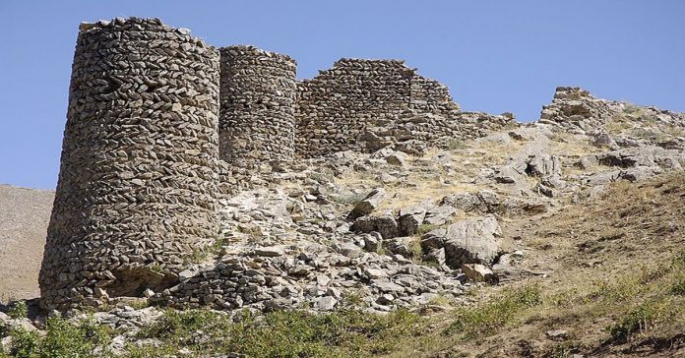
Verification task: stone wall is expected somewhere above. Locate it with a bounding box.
[39,17,221,310]
[219,46,297,166]
[294,59,463,157]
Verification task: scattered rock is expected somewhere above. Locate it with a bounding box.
[462,263,497,283]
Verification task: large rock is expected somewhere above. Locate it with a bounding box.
[349,188,386,219]
[421,215,502,268]
[351,215,400,239]
[423,205,457,226]
[595,146,683,170]
[398,200,432,235]
[440,190,499,214]
[524,153,562,178]
[462,263,497,283]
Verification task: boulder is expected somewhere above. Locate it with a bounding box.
[349,188,386,219]
[440,190,499,214]
[423,205,457,226]
[384,237,416,257]
[462,263,497,283]
[363,232,382,253]
[333,242,362,259]
[398,200,432,235]
[524,153,562,178]
[385,151,409,166]
[421,215,502,268]
[351,215,399,239]
[596,146,683,170]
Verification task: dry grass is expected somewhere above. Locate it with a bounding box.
[463,172,685,356]
[377,171,685,357]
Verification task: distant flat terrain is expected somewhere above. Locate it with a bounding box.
[0,184,53,302]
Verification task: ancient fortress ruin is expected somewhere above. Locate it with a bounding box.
[39,17,512,310]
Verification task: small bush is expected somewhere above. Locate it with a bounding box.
[670,276,685,296]
[7,316,111,358]
[446,139,466,151]
[135,308,426,357]
[609,304,656,343]
[8,301,28,319]
[7,328,41,358]
[672,250,685,268]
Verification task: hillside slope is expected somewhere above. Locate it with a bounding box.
[0,185,53,301]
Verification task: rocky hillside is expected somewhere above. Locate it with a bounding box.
[1,87,684,357]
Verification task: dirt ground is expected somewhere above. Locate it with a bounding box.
[0,184,53,302]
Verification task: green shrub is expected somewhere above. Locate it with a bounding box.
[7,328,41,358]
[608,304,656,343]
[135,308,426,357]
[670,276,685,296]
[417,224,439,235]
[8,301,28,319]
[446,139,466,150]
[6,316,111,358]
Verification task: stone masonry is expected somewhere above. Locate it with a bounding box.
[219,46,297,166]
[41,17,516,310]
[295,59,463,157]
[39,18,221,310]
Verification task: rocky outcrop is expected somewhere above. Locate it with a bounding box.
[540,86,685,136]
[421,215,502,269]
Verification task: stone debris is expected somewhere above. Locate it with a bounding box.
[151,239,467,312]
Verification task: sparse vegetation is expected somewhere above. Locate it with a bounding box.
[5,316,111,358]
[8,301,28,320]
[129,308,430,357]
[446,138,466,150]
[417,223,439,235]
[444,285,542,338]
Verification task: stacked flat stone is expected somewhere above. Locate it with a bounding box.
[152,242,465,312]
[39,17,221,310]
[295,59,463,157]
[219,45,297,166]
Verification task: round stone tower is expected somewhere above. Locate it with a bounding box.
[39,17,221,310]
[219,45,297,166]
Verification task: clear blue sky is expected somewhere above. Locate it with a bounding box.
[1,1,683,189]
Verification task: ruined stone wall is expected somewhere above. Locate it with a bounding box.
[295,59,463,157]
[219,46,297,166]
[39,17,221,310]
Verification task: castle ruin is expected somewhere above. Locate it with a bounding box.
[40,17,512,310]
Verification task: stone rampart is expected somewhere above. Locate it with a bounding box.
[219,45,297,166]
[39,17,221,310]
[295,59,463,157]
[41,18,518,310]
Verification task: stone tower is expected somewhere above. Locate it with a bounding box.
[39,17,221,310]
[219,45,297,166]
